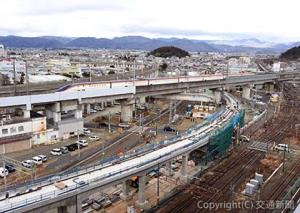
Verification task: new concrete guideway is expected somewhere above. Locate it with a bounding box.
[0,93,240,213]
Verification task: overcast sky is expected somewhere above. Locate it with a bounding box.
[0,0,299,42]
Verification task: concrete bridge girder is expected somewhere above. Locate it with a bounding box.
[61,100,78,112]
[13,134,208,213]
[155,93,215,103]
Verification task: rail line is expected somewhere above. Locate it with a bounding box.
[0,94,240,212]
[158,83,300,213]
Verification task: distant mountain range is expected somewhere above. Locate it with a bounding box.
[0,35,298,53]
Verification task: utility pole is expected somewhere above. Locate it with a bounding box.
[13,59,16,96]
[295,124,300,139]
[174,101,177,116]
[25,60,29,95]
[2,155,7,190]
[139,113,143,135]
[134,97,137,119]
[227,61,229,76]
[133,60,136,86]
[108,111,111,133]
[282,146,286,173]
[277,84,283,115]
[89,65,92,82]
[156,163,160,207]
[77,129,81,157]
[169,101,173,124]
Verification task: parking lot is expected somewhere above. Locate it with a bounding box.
[0,128,117,189]
[0,100,206,193]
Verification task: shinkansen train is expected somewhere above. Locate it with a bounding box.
[56,73,254,93]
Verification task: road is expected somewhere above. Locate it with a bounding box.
[0,101,180,191]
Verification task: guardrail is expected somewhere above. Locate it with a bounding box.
[0,131,211,212]
[0,93,239,212]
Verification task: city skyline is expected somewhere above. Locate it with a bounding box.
[0,0,299,42]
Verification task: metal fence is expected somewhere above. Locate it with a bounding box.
[274,176,300,213]
[0,101,236,211]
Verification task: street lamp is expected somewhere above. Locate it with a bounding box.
[77,129,81,157]
[2,155,7,190]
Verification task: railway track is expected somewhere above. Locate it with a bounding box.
[67,102,186,168]
[158,84,300,213]
[158,149,264,213]
[259,162,300,213]
[267,163,300,201]
[261,84,300,212]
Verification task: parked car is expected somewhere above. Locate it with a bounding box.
[83,128,91,135]
[90,109,97,113]
[73,178,87,186]
[50,148,62,156]
[94,196,106,205]
[240,135,250,143]
[164,126,176,132]
[275,144,289,152]
[148,171,157,178]
[66,143,79,151]
[60,146,69,154]
[99,122,108,127]
[5,164,15,173]
[89,135,100,141]
[76,140,88,147]
[22,160,34,168]
[171,163,179,170]
[92,202,101,210]
[94,106,104,111]
[38,155,47,162]
[136,105,145,110]
[32,156,43,165]
[0,167,8,177]
[118,123,130,128]
[102,199,112,208]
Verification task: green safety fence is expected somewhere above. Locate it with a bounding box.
[239,109,245,127]
[202,110,245,164]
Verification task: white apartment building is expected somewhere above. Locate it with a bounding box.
[0,114,59,154]
[0,44,6,57]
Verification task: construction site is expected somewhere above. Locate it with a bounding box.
[1,75,300,213]
[152,83,300,213]
[67,84,300,213]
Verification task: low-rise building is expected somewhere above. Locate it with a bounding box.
[0,112,59,154]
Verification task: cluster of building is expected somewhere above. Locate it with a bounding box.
[0,44,298,154]
[0,45,147,86]
[1,43,300,87]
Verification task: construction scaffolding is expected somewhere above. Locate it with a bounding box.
[203,109,245,164]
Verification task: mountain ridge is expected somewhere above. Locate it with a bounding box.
[0,35,297,53]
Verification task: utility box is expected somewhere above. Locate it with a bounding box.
[255,173,263,184]
[250,179,259,189]
[245,183,255,196]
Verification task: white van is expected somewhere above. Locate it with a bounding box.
[32,156,43,165]
[0,167,8,177]
[275,144,289,152]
